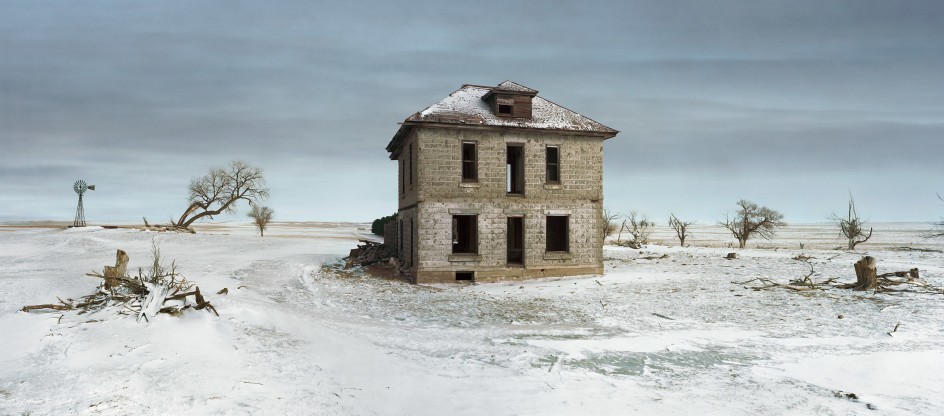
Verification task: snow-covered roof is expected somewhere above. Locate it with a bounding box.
[492,80,537,93]
[387,82,618,158]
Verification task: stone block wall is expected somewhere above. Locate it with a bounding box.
[401,126,606,283]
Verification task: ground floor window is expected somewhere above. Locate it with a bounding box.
[452,215,478,254]
[546,215,569,252]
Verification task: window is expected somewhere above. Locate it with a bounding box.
[455,271,474,281]
[461,142,477,182]
[546,146,560,184]
[452,215,478,254]
[506,144,524,195]
[546,215,569,252]
[496,97,514,116]
[399,159,405,196]
[408,142,414,186]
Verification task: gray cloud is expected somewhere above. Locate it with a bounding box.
[2,0,943,223]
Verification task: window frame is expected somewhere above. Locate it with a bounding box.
[506,143,525,195]
[546,145,560,184]
[451,214,479,254]
[408,142,414,187]
[545,215,570,253]
[496,97,514,117]
[461,141,478,183]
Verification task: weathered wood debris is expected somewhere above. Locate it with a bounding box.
[141,217,195,233]
[733,255,941,295]
[21,244,218,321]
[344,240,396,269]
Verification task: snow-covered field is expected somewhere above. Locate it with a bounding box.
[1,222,943,415]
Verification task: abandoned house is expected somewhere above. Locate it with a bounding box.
[385,81,618,283]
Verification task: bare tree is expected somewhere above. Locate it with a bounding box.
[602,207,620,243]
[720,199,786,249]
[929,193,944,238]
[667,213,693,246]
[248,205,274,237]
[830,194,872,250]
[617,210,652,248]
[174,161,269,229]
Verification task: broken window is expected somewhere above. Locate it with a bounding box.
[507,217,524,265]
[461,142,477,182]
[455,271,474,281]
[452,215,478,254]
[506,144,524,195]
[546,215,569,252]
[408,142,414,186]
[546,146,560,184]
[496,97,514,116]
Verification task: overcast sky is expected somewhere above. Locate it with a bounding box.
[2,0,943,224]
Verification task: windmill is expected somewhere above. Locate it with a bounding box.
[73,180,95,227]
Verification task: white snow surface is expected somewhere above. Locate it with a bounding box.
[1,222,943,415]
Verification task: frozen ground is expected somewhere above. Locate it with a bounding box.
[1,222,943,415]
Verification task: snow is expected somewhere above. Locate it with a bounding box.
[1,222,943,415]
[412,84,617,134]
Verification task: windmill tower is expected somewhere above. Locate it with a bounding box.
[72,180,95,227]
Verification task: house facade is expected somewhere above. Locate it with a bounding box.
[385,81,618,283]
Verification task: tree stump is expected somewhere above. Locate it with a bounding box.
[102,249,129,290]
[853,256,877,290]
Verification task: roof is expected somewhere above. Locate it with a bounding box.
[386,81,618,158]
[493,80,537,94]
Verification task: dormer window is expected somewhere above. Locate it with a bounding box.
[496,97,514,117]
[482,82,537,119]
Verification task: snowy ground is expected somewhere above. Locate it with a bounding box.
[1,222,943,415]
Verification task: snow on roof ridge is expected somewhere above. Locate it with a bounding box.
[495,80,538,93]
[410,83,616,135]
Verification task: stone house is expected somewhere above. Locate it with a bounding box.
[385,81,618,283]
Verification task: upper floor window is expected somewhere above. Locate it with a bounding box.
[496,97,514,117]
[408,142,414,186]
[546,146,560,184]
[461,142,477,182]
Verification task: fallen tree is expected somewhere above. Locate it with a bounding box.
[172,160,269,231]
[732,255,942,295]
[22,243,218,321]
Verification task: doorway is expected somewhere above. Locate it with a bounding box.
[507,217,524,265]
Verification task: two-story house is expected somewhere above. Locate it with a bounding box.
[385,81,618,283]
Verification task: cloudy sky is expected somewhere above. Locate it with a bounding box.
[2,0,943,224]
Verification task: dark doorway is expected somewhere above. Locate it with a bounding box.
[507,217,524,265]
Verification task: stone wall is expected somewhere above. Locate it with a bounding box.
[405,126,606,283]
